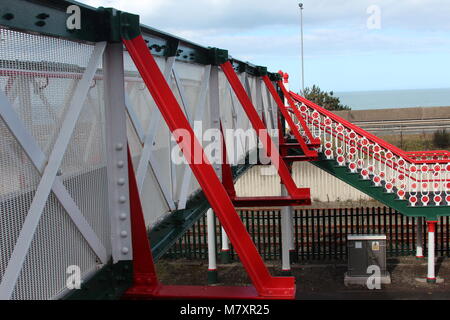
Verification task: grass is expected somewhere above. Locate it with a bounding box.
[381,132,450,152]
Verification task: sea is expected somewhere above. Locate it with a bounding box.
[334,88,450,110]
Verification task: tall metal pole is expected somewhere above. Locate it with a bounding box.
[299,3,305,94]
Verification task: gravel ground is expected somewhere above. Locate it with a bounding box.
[156,256,450,299]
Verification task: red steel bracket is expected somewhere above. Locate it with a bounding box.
[220,61,310,200]
[124,146,293,299]
[220,124,310,207]
[122,34,295,299]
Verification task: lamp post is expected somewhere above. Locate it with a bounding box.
[299,3,305,94]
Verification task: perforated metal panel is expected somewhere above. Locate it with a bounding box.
[0,28,110,299]
[124,53,173,226]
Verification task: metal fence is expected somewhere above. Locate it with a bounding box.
[163,207,450,261]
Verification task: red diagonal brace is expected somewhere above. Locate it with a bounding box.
[277,80,320,146]
[221,123,310,207]
[125,146,294,299]
[220,61,309,200]
[122,35,295,299]
[262,75,317,158]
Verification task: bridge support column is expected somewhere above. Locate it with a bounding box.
[104,42,133,263]
[289,209,297,263]
[220,228,231,264]
[426,221,437,283]
[281,185,293,275]
[207,208,218,284]
[416,217,424,259]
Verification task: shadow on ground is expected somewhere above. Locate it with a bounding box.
[156,256,450,300]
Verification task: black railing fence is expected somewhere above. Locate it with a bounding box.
[163,207,450,261]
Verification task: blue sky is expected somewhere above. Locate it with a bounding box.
[83,0,450,93]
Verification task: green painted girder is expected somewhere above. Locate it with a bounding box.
[0,0,280,79]
[149,161,254,261]
[149,192,210,261]
[64,260,132,300]
[310,154,450,221]
[0,0,105,42]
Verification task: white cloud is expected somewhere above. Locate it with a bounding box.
[79,0,450,90]
[81,0,450,33]
[80,0,450,58]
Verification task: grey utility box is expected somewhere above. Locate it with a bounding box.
[345,234,391,286]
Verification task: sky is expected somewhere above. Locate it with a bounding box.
[81,0,450,93]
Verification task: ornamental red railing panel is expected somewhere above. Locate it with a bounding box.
[285,89,450,207]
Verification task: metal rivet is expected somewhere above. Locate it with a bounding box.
[121,247,129,254]
[36,13,50,19]
[2,13,14,20]
[117,160,124,168]
[120,230,128,238]
[119,196,127,203]
[117,178,125,185]
[119,213,127,220]
[115,143,124,151]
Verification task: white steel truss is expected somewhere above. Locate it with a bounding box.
[0,42,107,299]
[133,56,177,211]
[177,65,212,209]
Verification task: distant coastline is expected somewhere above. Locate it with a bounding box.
[335,88,450,110]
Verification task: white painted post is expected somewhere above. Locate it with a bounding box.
[281,184,292,274]
[208,65,230,280]
[210,65,232,265]
[281,72,296,264]
[289,207,296,262]
[416,217,424,259]
[427,221,437,283]
[221,227,231,264]
[103,42,133,263]
[207,208,218,284]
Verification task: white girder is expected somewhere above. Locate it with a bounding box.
[134,56,177,211]
[0,41,107,299]
[177,65,212,209]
